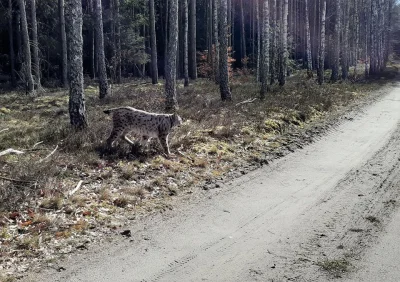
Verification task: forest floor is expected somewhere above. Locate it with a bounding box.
[0,67,398,281]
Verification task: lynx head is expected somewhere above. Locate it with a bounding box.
[172,113,183,127]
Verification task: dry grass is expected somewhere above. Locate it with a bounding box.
[0,71,394,211]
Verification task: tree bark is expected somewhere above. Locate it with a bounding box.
[189,0,197,80]
[115,0,121,83]
[330,0,340,82]
[182,0,189,86]
[317,0,326,85]
[149,0,159,84]
[165,0,179,111]
[110,0,116,82]
[270,0,276,84]
[30,0,41,89]
[341,0,350,79]
[260,0,270,99]
[305,0,312,71]
[59,0,68,87]
[240,0,247,67]
[17,0,34,95]
[213,0,220,83]
[256,0,261,82]
[219,0,232,101]
[8,0,16,87]
[94,0,109,99]
[278,0,288,86]
[66,0,87,129]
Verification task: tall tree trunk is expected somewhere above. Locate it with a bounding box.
[219,0,232,101]
[165,0,179,111]
[278,0,288,86]
[59,0,68,87]
[341,0,350,79]
[182,0,189,86]
[231,0,235,51]
[365,0,370,76]
[110,0,116,82]
[331,0,341,81]
[317,0,326,85]
[30,0,41,89]
[213,0,220,83]
[354,0,360,76]
[256,0,261,82]
[164,0,169,76]
[240,0,247,67]
[270,0,276,84]
[189,0,197,79]
[227,0,231,48]
[149,0,159,84]
[66,0,87,129]
[17,0,34,95]
[305,0,312,71]
[8,0,16,87]
[260,0,270,99]
[115,0,121,83]
[94,0,109,99]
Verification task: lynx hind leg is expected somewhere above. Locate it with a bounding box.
[158,134,170,155]
[140,135,151,147]
[106,128,122,149]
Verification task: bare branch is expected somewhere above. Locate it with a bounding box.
[235,97,258,106]
[38,145,58,163]
[0,148,25,157]
[68,180,83,197]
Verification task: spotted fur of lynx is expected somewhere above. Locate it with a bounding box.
[103,107,182,155]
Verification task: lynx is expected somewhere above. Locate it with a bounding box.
[103,107,182,155]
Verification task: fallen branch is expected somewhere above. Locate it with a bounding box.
[38,145,58,163]
[68,180,83,197]
[0,148,24,157]
[235,97,258,107]
[176,150,193,161]
[0,175,34,183]
[0,128,9,134]
[32,141,43,149]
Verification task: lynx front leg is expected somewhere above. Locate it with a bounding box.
[158,134,170,155]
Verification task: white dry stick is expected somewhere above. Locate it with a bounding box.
[0,148,25,157]
[69,180,83,197]
[38,145,58,163]
[0,128,9,134]
[235,97,258,106]
[32,141,44,149]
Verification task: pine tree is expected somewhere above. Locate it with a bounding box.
[17,0,34,95]
[30,0,41,89]
[165,0,179,111]
[331,0,340,82]
[66,0,87,129]
[260,0,270,99]
[189,0,197,80]
[317,0,326,85]
[219,0,232,101]
[59,0,68,87]
[149,0,159,84]
[94,0,109,99]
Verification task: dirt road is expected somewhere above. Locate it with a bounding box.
[31,86,400,282]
